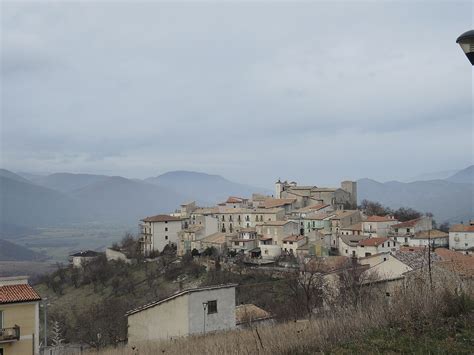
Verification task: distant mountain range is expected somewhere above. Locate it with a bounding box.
[0,169,270,230]
[0,239,48,261]
[444,165,474,184]
[0,166,472,233]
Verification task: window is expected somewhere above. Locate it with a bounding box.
[387,242,390,247]
[0,310,3,328]
[345,249,348,254]
[165,236,168,240]
[395,228,398,233]
[404,237,408,243]
[383,257,387,261]
[207,300,217,314]
[406,228,410,233]
[165,227,168,231]
[165,221,168,224]
[382,243,384,247]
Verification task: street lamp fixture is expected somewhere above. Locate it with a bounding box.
[456,30,474,65]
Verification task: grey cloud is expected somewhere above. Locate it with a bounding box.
[1,1,472,186]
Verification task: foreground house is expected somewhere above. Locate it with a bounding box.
[0,276,41,355]
[126,284,237,343]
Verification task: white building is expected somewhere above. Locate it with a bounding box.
[362,215,398,237]
[69,250,101,268]
[404,230,449,248]
[389,216,433,245]
[338,235,367,258]
[356,237,399,258]
[449,223,474,255]
[140,214,185,254]
[127,284,237,343]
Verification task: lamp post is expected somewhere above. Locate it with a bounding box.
[456,30,474,65]
[40,298,50,348]
[202,302,208,334]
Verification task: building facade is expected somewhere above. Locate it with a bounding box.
[449,223,474,255]
[140,214,186,254]
[127,285,236,343]
[0,276,41,355]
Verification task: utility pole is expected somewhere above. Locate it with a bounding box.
[42,298,48,348]
[428,229,433,288]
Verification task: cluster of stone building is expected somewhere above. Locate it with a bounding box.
[138,180,474,262]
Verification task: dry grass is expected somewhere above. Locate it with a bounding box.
[90,276,473,355]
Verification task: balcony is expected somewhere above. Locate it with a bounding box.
[138,236,152,244]
[0,326,20,343]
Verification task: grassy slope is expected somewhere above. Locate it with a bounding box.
[332,314,474,354]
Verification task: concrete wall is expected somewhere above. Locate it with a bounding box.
[260,244,282,259]
[128,294,189,343]
[128,287,236,343]
[361,256,412,281]
[0,302,39,355]
[362,220,399,237]
[105,248,132,263]
[148,220,183,252]
[356,240,398,258]
[407,237,449,248]
[188,288,236,335]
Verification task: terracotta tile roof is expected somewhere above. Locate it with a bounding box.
[341,222,362,231]
[126,284,238,316]
[332,210,360,219]
[239,227,256,233]
[283,235,305,242]
[262,198,296,209]
[434,249,474,277]
[226,196,246,203]
[392,217,424,229]
[413,230,448,239]
[392,249,442,270]
[0,284,41,304]
[436,261,474,278]
[260,220,292,226]
[201,232,227,244]
[141,214,182,222]
[359,237,389,247]
[69,250,102,257]
[235,304,272,325]
[449,224,474,232]
[365,215,396,222]
[340,235,367,247]
[435,248,473,262]
[259,236,273,241]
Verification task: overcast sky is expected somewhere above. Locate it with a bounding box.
[1,0,473,187]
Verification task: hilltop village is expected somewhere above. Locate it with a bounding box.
[1,179,473,354]
[136,179,471,260]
